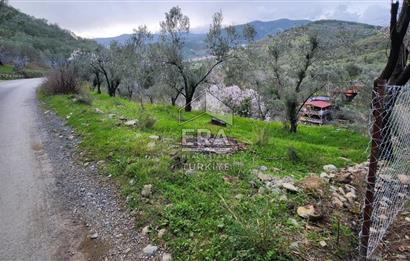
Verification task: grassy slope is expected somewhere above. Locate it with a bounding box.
[41,93,368,260]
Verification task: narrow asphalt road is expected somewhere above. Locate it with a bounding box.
[0,78,61,261]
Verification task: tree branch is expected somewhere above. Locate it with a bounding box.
[194,59,224,88]
[296,82,328,115]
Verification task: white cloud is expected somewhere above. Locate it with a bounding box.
[9,0,391,38]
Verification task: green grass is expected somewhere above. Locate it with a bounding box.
[40,92,368,260]
[0,64,46,79]
[0,64,14,74]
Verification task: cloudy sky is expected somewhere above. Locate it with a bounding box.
[9,0,391,38]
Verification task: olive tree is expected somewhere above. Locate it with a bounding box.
[267,35,322,133]
[160,6,239,111]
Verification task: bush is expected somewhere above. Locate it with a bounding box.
[41,65,79,95]
[255,127,270,147]
[74,83,93,105]
[139,114,156,129]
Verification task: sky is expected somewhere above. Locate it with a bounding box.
[9,0,392,38]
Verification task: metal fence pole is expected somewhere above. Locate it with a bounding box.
[359,79,385,260]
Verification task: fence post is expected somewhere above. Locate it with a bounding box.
[359,79,385,260]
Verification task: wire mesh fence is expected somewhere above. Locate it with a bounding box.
[360,80,410,260]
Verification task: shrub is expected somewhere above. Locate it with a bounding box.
[41,64,79,95]
[139,114,156,129]
[74,83,93,105]
[255,127,270,147]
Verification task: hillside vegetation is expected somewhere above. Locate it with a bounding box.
[0,3,97,70]
[94,19,310,58]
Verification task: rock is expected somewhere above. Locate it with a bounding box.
[288,218,299,226]
[345,192,356,200]
[398,174,410,185]
[142,244,158,256]
[149,135,160,140]
[323,164,337,173]
[289,241,299,249]
[141,184,153,198]
[142,225,150,235]
[108,113,116,118]
[320,172,329,179]
[235,194,244,200]
[332,192,347,202]
[297,205,322,220]
[332,197,344,208]
[282,182,298,192]
[258,186,266,195]
[162,253,172,261]
[124,119,138,126]
[319,240,327,247]
[405,217,410,223]
[97,160,105,166]
[298,176,324,192]
[95,108,104,114]
[279,194,288,201]
[254,171,273,182]
[334,172,352,184]
[158,228,167,239]
[147,142,156,150]
[90,233,98,239]
[259,166,268,171]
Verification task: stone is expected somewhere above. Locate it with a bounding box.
[141,184,153,198]
[279,194,288,201]
[90,233,98,239]
[162,253,172,261]
[334,172,352,184]
[282,182,298,192]
[108,113,116,118]
[258,186,266,195]
[147,142,156,149]
[323,164,337,173]
[95,108,104,114]
[142,244,158,256]
[319,240,327,247]
[142,225,150,235]
[259,166,268,171]
[398,174,410,185]
[320,172,329,179]
[254,172,273,182]
[332,197,344,208]
[345,192,356,200]
[289,241,299,249]
[235,194,244,200]
[297,205,322,220]
[149,135,160,140]
[288,218,299,226]
[299,176,323,192]
[405,217,410,223]
[158,228,167,239]
[124,119,138,126]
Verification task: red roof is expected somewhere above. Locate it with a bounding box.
[305,100,332,109]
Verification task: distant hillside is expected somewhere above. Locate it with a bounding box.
[94,19,310,58]
[258,19,386,65]
[0,3,97,67]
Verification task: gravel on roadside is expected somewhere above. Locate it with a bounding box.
[37,103,163,261]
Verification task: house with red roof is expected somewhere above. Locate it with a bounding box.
[299,96,332,125]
